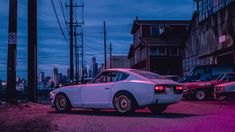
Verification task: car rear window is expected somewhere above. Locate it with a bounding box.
[228,74,235,81]
[131,70,163,79]
[116,72,129,81]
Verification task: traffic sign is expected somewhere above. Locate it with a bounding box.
[8,32,17,44]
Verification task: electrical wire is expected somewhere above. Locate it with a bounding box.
[58,0,70,33]
[50,0,68,41]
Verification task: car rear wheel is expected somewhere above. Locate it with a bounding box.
[113,92,136,115]
[55,93,71,112]
[195,90,206,101]
[92,109,101,113]
[148,104,167,114]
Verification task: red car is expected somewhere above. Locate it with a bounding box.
[183,72,235,100]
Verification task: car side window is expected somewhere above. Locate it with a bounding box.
[92,72,107,83]
[227,74,235,81]
[107,72,118,82]
[92,71,118,83]
[115,72,129,82]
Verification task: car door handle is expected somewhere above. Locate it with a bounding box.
[105,87,110,90]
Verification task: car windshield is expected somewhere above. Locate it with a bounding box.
[216,74,224,81]
[228,74,235,81]
[131,70,163,79]
[185,66,197,77]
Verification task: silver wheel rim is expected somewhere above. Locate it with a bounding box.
[196,91,205,100]
[115,95,131,113]
[56,95,67,111]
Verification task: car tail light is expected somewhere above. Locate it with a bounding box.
[174,85,184,94]
[155,85,165,93]
[218,86,224,92]
[176,86,183,91]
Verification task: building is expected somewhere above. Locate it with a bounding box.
[183,0,235,73]
[83,65,88,79]
[66,69,70,80]
[98,64,105,73]
[38,72,45,83]
[91,57,99,78]
[128,20,190,75]
[107,55,130,69]
[52,67,59,85]
[88,67,92,79]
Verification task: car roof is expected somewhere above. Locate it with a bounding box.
[221,72,235,75]
[104,68,134,73]
[163,75,179,77]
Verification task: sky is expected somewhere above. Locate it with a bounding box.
[0,0,194,80]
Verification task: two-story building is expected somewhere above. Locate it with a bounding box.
[128,20,190,75]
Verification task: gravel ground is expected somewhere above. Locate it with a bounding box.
[0,98,235,132]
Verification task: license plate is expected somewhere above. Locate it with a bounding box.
[165,87,174,94]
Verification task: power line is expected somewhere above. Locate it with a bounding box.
[58,0,70,33]
[50,0,68,41]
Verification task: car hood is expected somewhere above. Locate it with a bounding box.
[208,80,223,85]
[150,79,181,85]
[216,81,235,87]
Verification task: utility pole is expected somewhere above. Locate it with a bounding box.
[109,43,112,69]
[28,0,37,102]
[66,0,84,83]
[69,0,74,83]
[81,2,85,84]
[7,0,18,103]
[81,31,85,83]
[74,26,78,83]
[104,21,107,69]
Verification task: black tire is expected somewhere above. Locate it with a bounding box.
[148,104,167,114]
[92,109,101,113]
[55,93,71,112]
[183,94,192,100]
[113,92,136,115]
[195,90,207,101]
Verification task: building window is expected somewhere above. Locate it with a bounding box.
[150,47,170,56]
[198,0,233,21]
[158,48,167,56]
[150,25,160,37]
[170,47,180,56]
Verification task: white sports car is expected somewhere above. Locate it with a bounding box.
[50,69,183,115]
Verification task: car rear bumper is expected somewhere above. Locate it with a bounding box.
[154,94,183,104]
[215,92,235,97]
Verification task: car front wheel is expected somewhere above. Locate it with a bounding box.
[113,92,136,115]
[195,90,206,101]
[148,104,167,114]
[55,93,71,112]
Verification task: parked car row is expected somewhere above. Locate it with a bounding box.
[182,72,235,100]
[179,65,235,100]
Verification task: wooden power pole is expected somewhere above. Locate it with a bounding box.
[7,0,18,103]
[104,21,107,69]
[109,43,112,69]
[74,26,78,83]
[28,0,37,102]
[69,0,74,82]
